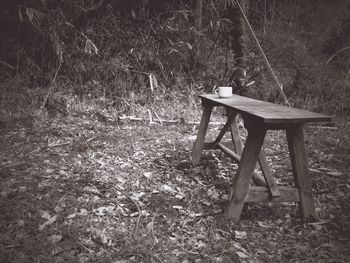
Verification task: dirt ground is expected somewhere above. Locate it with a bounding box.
[0,113,349,262]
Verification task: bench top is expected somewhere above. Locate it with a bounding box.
[200,94,332,124]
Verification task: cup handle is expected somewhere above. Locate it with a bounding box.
[212,86,218,94]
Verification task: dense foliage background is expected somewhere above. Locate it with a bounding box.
[0,0,349,120]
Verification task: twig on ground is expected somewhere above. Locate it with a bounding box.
[148,216,157,248]
[308,220,330,226]
[48,141,70,147]
[309,126,338,130]
[118,115,226,126]
[0,162,26,169]
[147,109,154,125]
[81,135,92,150]
[118,116,143,121]
[154,111,163,124]
[78,240,95,254]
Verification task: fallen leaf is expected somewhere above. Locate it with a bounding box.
[47,234,63,244]
[17,219,25,226]
[256,248,266,254]
[143,172,152,178]
[312,224,323,231]
[162,185,175,192]
[67,213,76,219]
[94,205,116,216]
[233,241,248,253]
[175,193,185,200]
[120,163,132,169]
[169,236,178,243]
[221,194,229,200]
[326,171,342,177]
[130,212,139,217]
[257,221,270,228]
[1,188,14,198]
[91,228,108,245]
[51,246,64,256]
[39,214,58,230]
[38,181,51,188]
[196,240,207,248]
[83,186,99,194]
[131,192,145,200]
[319,167,332,172]
[207,187,220,199]
[146,221,154,231]
[77,209,89,216]
[236,251,249,259]
[19,186,27,192]
[276,219,283,224]
[235,230,247,239]
[41,211,51,220]
[133,179,140,188]
[54,204,63,213]
[201,200,211,206]
[310,168,321,173]
[234,230,247,240]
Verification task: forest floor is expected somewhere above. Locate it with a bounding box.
[0,110,349,263]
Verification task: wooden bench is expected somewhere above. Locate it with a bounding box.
[192,94,332,222]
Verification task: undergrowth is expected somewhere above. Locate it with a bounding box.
[0,0,349,122]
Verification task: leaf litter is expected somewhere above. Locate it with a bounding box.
[0,114,349,262]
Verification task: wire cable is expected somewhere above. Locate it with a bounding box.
[233,0,291,106]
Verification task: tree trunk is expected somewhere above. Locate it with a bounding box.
[226,0,247,94]
[194,0,203,29]
[225,1,266,187]
[190,0,203,77]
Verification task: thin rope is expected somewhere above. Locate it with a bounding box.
[233,0,291,107]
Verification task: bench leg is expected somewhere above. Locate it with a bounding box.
[230,115,279,197]
[192,104,213,165]
[224,127,267,221]
[286,126,316,220]
[229,115,265,186]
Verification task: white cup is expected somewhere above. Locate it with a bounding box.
[214,86,232,98]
